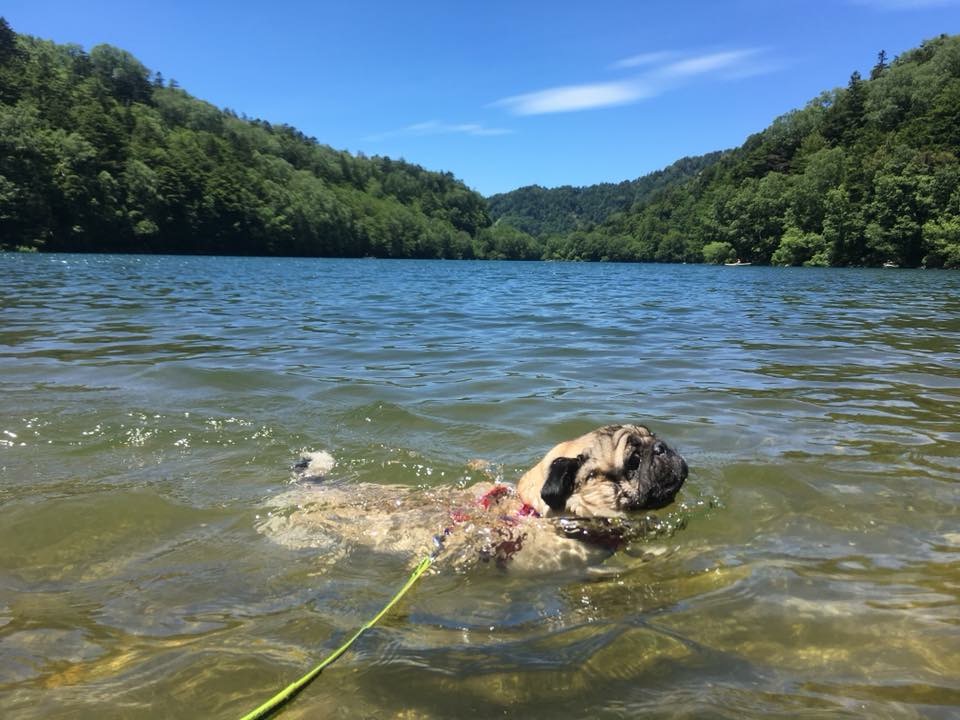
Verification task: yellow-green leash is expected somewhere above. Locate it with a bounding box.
[238,555,434,720]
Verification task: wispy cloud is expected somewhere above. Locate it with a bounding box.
[494,47,776,116]
[609,51,677,70]
[492,79,652,116]
[403,121,514,137]
[366,120,513,142]
[657,49,762,79]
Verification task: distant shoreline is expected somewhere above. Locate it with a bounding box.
[4,247,947,270]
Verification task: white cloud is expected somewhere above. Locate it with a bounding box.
[366,120,513,141]
[657,49,762,79]
[493,48,774,116]
[492,79,652,115]
[404,121,513,137]
[609,51,677,70]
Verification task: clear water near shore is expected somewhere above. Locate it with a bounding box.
[1,254,958,719]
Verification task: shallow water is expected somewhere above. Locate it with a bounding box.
[1,254,958,719]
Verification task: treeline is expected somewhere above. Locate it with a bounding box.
[2,19,959,267]
[487,152,724,238]
[0,19,491,258]
[491,35,960,268]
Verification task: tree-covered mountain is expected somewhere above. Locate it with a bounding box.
[0,19,490,257]
[487,152,725,238]
[2,19,959,268]
[526,35,960,268]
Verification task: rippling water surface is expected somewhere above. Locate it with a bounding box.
[1,254,958,719]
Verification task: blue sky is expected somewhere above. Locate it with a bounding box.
[4,1,959,195]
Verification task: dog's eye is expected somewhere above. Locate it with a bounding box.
[625,451,642,473]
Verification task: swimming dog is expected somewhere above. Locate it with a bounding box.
[259,424,688,572]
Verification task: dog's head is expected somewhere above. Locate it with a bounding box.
[517,424,688,518]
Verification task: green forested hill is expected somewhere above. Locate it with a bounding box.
[0,19,489,257]
[486,152,724,238]
[530,35,960,267]
[2,19,959,267]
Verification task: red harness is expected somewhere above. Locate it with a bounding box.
[439,485,626,562]
[478,483,540,517]
[447,484,541,525]
[434,484,538,564]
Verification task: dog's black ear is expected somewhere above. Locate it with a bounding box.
[541,455,584,511]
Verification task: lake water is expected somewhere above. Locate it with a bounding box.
[1,254,958,719]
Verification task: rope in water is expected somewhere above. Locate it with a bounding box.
[238,555,434,720]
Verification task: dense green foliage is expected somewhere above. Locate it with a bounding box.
[2,19,958,267]
[487,152,724,238]
[526,35,960,267]
[0,19,490,257]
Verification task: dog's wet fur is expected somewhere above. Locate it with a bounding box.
[259,424,688,573]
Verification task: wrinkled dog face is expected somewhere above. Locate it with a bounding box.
[519,424,688,518]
